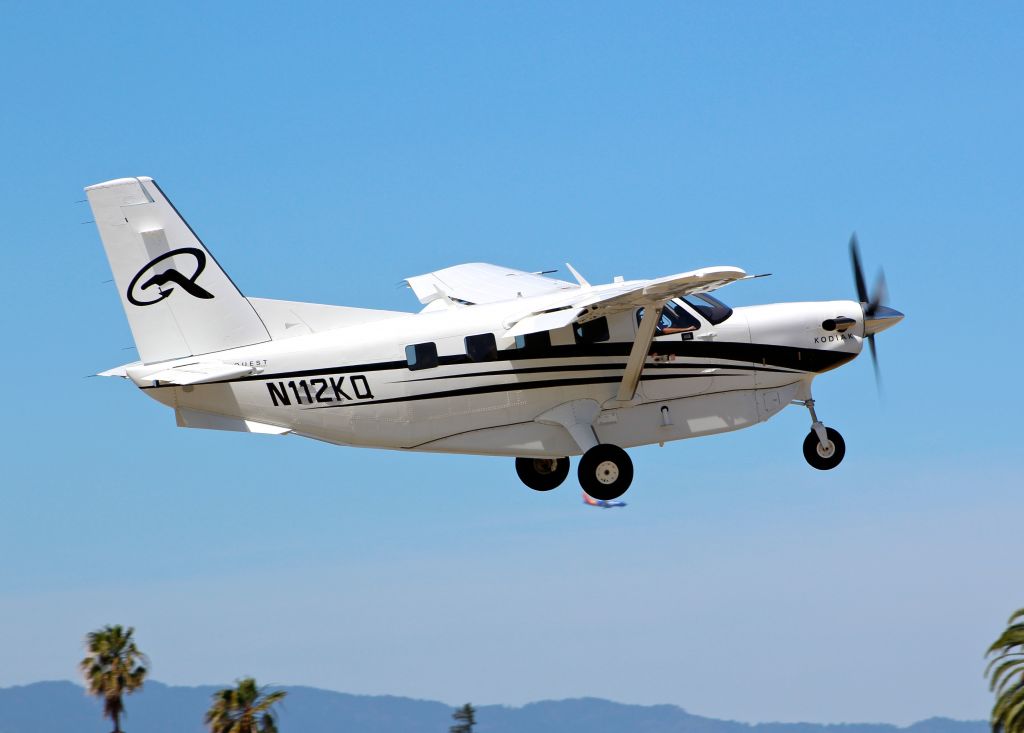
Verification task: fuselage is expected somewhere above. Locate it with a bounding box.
[86,175,903,495]
[135,296,863,457]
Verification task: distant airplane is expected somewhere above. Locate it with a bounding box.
[582,491,627,508]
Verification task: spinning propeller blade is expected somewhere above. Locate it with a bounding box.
[867,332,880,386]
[849,233,903,390]
[866,271,888,319]
[850,233,869,305]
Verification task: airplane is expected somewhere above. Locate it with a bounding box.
[583,491,627,509]
[87,176,904,501]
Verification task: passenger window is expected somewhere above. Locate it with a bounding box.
[514,330,551,353]
[574,317,609,344]
[465,333,497,362]
[405,342,438,370]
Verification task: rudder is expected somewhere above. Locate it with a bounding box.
[86,176,270,363]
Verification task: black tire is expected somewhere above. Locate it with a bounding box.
[802,427,846,470]
[515,457,570,491]
[577,444,634,500]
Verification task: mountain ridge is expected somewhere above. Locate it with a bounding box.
[0,680,987,733]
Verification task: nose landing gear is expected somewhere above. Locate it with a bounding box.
[797,398,846,470]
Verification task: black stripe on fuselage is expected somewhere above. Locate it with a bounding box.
[140,339,851,393]
[305,371,799,411]
[307,374,623,409]
[395,360,800,383]
[141,340,852,390]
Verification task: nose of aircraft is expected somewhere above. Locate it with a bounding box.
[863,305,904,336]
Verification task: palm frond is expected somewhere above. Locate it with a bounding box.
[205,679,287,733]
[989,657,1024,694]
[995,691,1024,732]
[80,624,148,731]
[988,626,1024,655]
[992,684,1024,722]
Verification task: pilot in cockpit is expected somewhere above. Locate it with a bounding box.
[638,301,700,336]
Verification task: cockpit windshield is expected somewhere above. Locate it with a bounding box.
[679,293,733,325]
[637,293,734,336]
[637,301,700,335]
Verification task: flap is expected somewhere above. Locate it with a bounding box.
[505,308,582,338]
[405,262,577,305]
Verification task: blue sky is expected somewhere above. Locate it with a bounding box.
[1,1,1022,725]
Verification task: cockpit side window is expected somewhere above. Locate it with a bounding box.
[636,301,700,336]
[680,293,733,325]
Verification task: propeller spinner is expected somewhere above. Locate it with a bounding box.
[849,233,904,383]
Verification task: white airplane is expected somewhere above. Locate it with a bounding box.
[87,176,903,500]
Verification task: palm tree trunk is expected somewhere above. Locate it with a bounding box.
[112,708,121,733]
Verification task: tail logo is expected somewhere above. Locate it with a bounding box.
[127,248,215,306]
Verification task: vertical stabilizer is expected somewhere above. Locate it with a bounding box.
[86,177,270,363]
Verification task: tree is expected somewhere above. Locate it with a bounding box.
[206,677,287,733]
[987,608,1024,733]
[79,624,149,733]
[450,703,476,733]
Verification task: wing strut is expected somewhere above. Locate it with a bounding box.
[616,304,663,402]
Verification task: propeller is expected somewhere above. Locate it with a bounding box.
[849,233,902,387]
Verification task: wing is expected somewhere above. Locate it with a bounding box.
[405,263,578,306]
[408,262,749,406]
[503,265,748,404]
[502,266,747,337]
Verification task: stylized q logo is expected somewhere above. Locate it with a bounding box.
[127,248,215,306]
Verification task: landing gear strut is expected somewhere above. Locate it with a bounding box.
[797,399,846,470]
[578,444,634,500]
[515,457,570,491]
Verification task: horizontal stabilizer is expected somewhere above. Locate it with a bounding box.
[125,361,256,387]
[96,361,141,378]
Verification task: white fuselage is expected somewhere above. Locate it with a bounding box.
[137,298,863,458]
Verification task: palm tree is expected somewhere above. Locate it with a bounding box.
[205,678,287,733]
[987,608,1024,733]
[80,624,149,733]
[450,703,476,733]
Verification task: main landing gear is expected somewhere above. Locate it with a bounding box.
[798,398,845,470]
[515,457,570,491]
[515,444,635,500]
[578,444,633,501]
